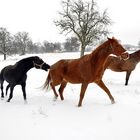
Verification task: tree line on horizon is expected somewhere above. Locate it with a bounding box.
[1,0,139,60]
[0,27,81,60]
[0,26,139,61]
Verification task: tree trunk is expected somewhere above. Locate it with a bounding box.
[4,53,6,60]
[80,45,86,57]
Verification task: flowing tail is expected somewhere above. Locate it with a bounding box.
[43,73,51,90]
[0,69,4,83]
[0,73,2,82]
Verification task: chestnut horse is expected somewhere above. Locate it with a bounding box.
[44,37,129,107]
[104,49,140,85]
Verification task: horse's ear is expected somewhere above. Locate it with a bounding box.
[107,37,111,40]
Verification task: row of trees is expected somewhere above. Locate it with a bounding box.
[0,27,80,60]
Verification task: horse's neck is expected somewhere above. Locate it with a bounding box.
[131,50,140,62]
[91,42,111,65]
[16,60,33,74]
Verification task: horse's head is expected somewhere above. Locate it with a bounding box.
[33,56,50,71]
[107,37,129,60]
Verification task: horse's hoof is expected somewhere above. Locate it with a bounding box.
[60,97,64,101]
[53,96,58,101]
[24,100,28,104]
[78,104,82,107]
[1,97,4,100]
[111,100,115,104]
[7,100,10,102]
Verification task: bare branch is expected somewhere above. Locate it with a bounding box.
[54,0,112,56]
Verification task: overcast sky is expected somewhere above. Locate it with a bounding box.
[0,0,140,45]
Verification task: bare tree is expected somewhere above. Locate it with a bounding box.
[0,27,12,60]
[14,32,31,55]
[55,0,111,57]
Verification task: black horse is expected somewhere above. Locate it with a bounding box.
[0,56,50,102]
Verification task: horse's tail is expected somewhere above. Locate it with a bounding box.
[0,73,2,82]
[0,69,4,83]
[43,72,51,90]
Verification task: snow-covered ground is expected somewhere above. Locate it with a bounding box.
[0,52,140,140]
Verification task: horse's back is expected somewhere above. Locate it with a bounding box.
[105,56,123,71]
[3,65,16,75]
[48,56,94,84]
[106,56,135,72]
[2,65,26,84]
[51,59,69,69]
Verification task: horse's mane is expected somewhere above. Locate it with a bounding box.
[89,40,109,60]
[128,49,140,62]
[15,56,35,66]
[131,49,140,56]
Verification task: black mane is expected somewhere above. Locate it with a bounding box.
[15,56,37,66]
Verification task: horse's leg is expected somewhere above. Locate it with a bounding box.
[6,84,10,96]
[96,80,115,104]
[125,71,132,86]
[58,80,67,100]
[21,82,27,102]
[7,86,14,102]
[1,81,4,98]
[78,83,88,107]
[50,82,58,100]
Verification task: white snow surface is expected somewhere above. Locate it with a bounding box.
[0,52,140,140]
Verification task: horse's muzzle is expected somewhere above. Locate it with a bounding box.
[42,63,50,71]
[120,52,129,60]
